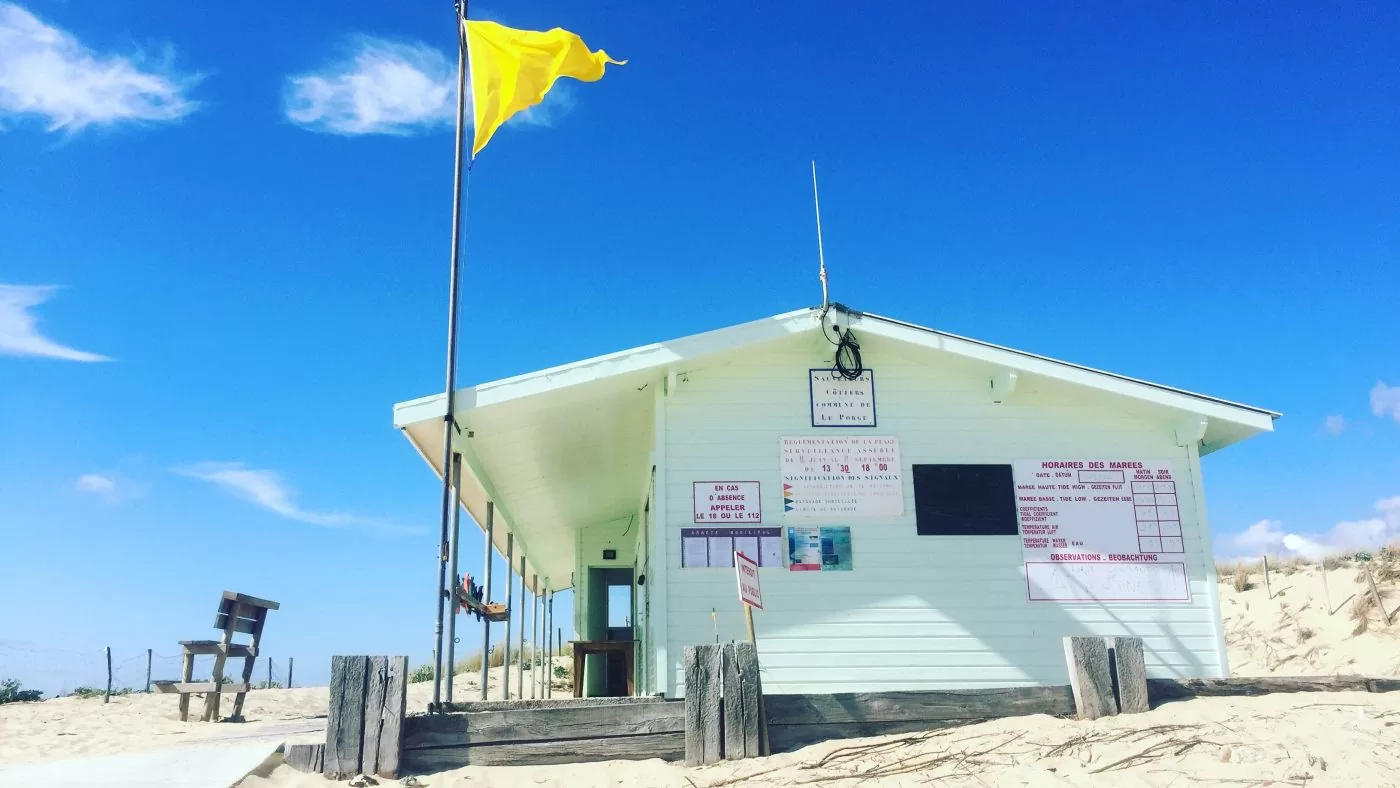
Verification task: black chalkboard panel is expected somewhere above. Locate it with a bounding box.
[912,464,1018,536]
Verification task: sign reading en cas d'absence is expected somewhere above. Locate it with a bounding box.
[693,481,761,523]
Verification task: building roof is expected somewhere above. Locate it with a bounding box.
[394,304,1278,589]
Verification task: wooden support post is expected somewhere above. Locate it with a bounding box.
[1110,637,1149,713]
[1365,566,1392,626]
[744,604,756,645]
[502,533,513,701]
[1262,555,1272,599]
[516,552,526,700]
[145,648,152,693]
[104,646,112,703]
[326,655,368,780]
[1063,637,1115,720]
[288,657,294,688]
[721,643,762,759]
[378,656,408,778]
[268,658,273,689]
[684,645,722,766]
[479,501,495,701]
[178,648,194,721]
[1321,559,1333,615]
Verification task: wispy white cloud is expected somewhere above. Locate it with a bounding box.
[283,37,455,135]
[1322,415,1347,436]
[283,34,581,137]
[75,471,147,503]
[174,461,414,533]
[75,473,116,494]
[1372,382,1400,424]
[0,284,109,361]
[0,3,199,132]
[1222,496,1400,559]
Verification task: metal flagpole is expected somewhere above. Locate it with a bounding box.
[432,0,473,713]
[444,453,463,701]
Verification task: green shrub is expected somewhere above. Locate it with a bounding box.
[0,678,43,704]
[254,680,283,690]
[409,663,435,683]
[70,686,133,699]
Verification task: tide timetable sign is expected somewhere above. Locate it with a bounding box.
[693,481,762,523]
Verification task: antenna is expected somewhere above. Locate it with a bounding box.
[811,161,829,314]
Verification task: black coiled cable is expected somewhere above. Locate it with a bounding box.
[830,326,864,380]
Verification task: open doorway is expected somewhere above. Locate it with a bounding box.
[585,567,633,696]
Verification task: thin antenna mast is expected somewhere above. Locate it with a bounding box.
[811,161,829,314]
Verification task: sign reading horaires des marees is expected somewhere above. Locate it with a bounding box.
[735,551,763,609]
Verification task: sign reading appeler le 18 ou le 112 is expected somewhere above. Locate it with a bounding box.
[693,481,762,523]
[735,550,763,609]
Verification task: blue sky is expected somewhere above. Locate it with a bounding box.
[1,1,1397,694]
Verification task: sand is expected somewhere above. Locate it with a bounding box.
[3,564,1397,786]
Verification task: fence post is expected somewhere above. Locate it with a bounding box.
[146,648,152,693]
[1063,637,1114,719]
[268,658,273,689]
[1365,566,1392,626]
[289,657,294,688]
[104,646,112,703]
[684,645,722,765]
[1262,555,1272,599]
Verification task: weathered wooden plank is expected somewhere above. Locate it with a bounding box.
[436,696,667,714]
[361,656,388,776]
[1367,678,1400,693]
[325,655,368,780]
[1111,637,1149,714]
[221,590,281,610]
[770,719,972,753]
[210,615,260,635]
[1147,676,1372,703]
[1064,636,1115,720]
[284,743,324,773]
[722,644,743,761]
[684,645,722,766]
[763,685,1076,725]
[177,642,256,658]
[152,682,249,694]
[733,643,761,759]
[401,732,686,770]
[403,702,685,749]
[376,656,407,779]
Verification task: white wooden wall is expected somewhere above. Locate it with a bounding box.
[658,332,1226,696]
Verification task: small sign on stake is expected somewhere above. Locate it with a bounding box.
[735,551,763,609]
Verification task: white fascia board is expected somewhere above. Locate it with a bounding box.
[847,311,1278,433]
[393,308,817,426]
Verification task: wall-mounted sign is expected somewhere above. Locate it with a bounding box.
[781,436,904,518]
[681,527,783,569]
[735,551,764,609]
[787,526,853,571]
[1012,459,1190,602]
[809,369,876,427]
[692,481,762,524]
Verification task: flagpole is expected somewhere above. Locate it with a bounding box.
[432,0,472,713]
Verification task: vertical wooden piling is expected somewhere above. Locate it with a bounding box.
[684,645,723,765]
[1063,637,1115,720]
[1110,637,1149,713]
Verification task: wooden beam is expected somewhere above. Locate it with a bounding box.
[177,641,256,658]
[403,702,683,750]
[683,645,722,766]
[722,643,761,760]
[1147,676,1373,703]
[360,657,388,777]
[1063,636,1115,720]
[221,591,281,610]
[763,685,1076,725]
[325,655,368,780]
[402,732,685,770]
[152,682,249,694]
[1110,637,1149,714]
[284,743,324,773]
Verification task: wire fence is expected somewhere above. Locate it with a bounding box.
[0,643,297,698]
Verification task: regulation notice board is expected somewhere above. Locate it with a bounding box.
[781,436,903,518]
[1013,459,1191,602]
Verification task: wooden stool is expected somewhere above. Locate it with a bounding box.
[153,591,279,721]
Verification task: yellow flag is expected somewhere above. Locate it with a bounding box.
[464,19,624,156]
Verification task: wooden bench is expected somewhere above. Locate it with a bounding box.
[153,591,279,721]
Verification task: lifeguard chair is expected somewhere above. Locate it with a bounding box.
[153,591,279,722]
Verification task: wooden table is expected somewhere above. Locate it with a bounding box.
[571,640,635,697]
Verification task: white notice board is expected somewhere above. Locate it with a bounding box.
[692,481,762,523]
[1013,459,1190,602]
[810,369,876,427]
[781,436,903,518]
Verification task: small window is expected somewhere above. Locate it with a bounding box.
[913,464,1018,536]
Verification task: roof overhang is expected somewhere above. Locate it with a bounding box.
[395,304,1278,588]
